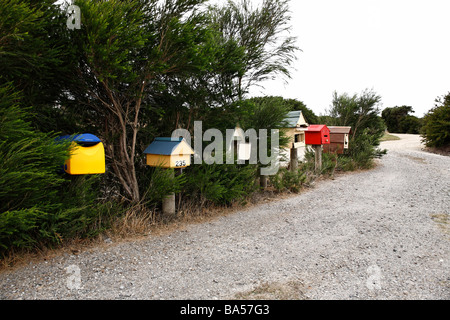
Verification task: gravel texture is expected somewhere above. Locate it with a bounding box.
[1,134,449,300]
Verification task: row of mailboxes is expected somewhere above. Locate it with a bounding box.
[59,125,352,175]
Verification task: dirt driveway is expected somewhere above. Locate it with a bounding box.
[1,134,449,300]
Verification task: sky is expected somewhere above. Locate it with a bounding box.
[59,0,450,117]
[248,0,450,117]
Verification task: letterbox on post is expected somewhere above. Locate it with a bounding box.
[57,133,106,175]
[304,125,331,146]
[282,111,309,173]
[323,126,352,154]
[143,137,194,169]
[305,125,330,173]
[144,137,194,217]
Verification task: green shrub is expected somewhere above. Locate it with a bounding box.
[347,131,385,169]
[302,133,387,174]
[421,94,450,148]
[0,84,107,254]
[269,167,307,193]
[0,208,45,251]
[50,175,113,240]
[336,156,356,172]
[141,167,187,207]
[320,152,338,176]
[303,147,338,175]
[183,162,258,205]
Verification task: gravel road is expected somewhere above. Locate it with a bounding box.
[1,134,449,300]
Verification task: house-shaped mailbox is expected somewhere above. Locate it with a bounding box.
[323,126,352,154]
[227,126,252,161]
[282,111,309,149]
[305,125,331,145]
[144,137,194,168]
[57,133,105,175]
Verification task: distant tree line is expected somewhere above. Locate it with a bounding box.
[381,106,422,134]
[380,94,450,149]
[421,92,450,148]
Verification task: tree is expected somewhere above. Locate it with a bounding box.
[284,98,319,124]
[0,0,75,132]
[327,89,385,139]
[324,89,386,168]
[145,17,247,137]
[0,1,107,253]
[398,115,422,134]
[382,106,421,134]
[0,84,70,214]
[421,92,450,148]
[210,0,299,99]
[0,83,70,252]
[63,0,300,203]
[238,96,318,126]
[64,0,218,203]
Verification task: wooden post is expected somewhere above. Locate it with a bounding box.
[176,168,183,212]
[162,169,176,217]
[290,147,298,172]
[314,145,322,173]
[260,174,268,189]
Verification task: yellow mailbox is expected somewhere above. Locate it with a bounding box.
[144,137,194,168]
[58,134,106,175]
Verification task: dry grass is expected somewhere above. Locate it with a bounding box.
[402,154,427,164]
[424,145,450,157]
[107,205,156,239]
[430,213,450,239]
[380,133,401,142]
[0,236,104,273]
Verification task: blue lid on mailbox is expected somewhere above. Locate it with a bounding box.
[144,137,191,156]
[56,133,102,146]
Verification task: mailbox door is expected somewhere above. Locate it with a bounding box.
[305,132,319,145]
[146,154,171,168]
[321,129,330,145]
[330,133,344,144]
[65,142,105,175]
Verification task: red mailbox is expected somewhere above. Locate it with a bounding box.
[305,125,330,145]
